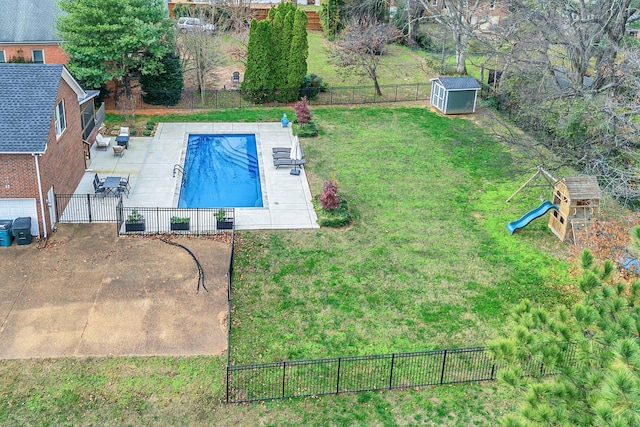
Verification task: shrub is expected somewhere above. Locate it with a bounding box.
[146,121,155,126]
[296,121,318,138]
[299,73,327,100]
[294,97,312,126]
[146,124,155,130]
[143,129,152,136]
[130,129,137,136]
[316,199,351,227]
[319,178,341,210]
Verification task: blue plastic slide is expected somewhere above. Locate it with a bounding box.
[507,201,559,235]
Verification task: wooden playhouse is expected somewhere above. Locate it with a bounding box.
[548,176,601,241]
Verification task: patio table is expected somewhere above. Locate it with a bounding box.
[102,176,122,196]
[116,135,130,149]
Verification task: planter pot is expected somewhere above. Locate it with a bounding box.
[217,219,233,230]
[170,221,190,231]
[125,220,146,232]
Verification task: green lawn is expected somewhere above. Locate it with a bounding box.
[0,356,520,426]
[5,106,577,425]
[229,106,574,363]
[306,31,430,87]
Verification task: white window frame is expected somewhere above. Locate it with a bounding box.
[0,50,5,63]
[54,100,66,138]
[32,49,45,64]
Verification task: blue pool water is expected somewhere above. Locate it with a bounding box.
[178,134,263,208]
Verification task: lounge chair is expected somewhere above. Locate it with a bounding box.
[274,158,306,169]
[272,147,290,153]
[113,145,125,157]
[273,146,304,160]
[95,133,111,150]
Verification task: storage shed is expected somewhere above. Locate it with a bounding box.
[430,76,481,114]
[548,176,601,242]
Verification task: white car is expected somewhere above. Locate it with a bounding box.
[176,17,216,34]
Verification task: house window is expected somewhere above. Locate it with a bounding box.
[54,100,66,137]
[32,49,44,64]
[0,51,5,63]
[489,0,496,10]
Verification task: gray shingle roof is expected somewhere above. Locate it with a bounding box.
[0,0,63,43]
[436,76,481,90]
[0,64,63,153]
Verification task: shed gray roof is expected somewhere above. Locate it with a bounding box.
[0,0,63,43]
[0,64,64,153]
[433,76,481,90]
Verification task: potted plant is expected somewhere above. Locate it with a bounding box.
[125,209,146,232]
[170,216,190,231]
[215,209,233,230]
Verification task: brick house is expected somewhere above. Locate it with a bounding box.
[0,0,68,64]
[0,64,99,238]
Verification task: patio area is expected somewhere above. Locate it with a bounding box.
[76,122,319,230]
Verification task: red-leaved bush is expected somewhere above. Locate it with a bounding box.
[294,96,312,126]
[319,179,341,210]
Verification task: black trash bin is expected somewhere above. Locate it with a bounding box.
[12,217,32,245]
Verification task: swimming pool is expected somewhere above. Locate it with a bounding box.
[178,134,263,208]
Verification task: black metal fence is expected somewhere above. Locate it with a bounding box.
[55,194,121,223]
[106,83,431,111]
[226,343,576,403]
[116,206,235,235]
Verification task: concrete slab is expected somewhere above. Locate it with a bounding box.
[0,224,229,359]
[79,122,319,230]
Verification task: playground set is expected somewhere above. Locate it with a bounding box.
[506,167,601,242]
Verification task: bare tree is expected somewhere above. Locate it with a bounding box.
[177,10,224,100]
[327,18,401,96]
[407,0,491,74]
[219,0,256,33]
[504,0,639,93]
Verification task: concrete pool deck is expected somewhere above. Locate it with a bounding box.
[77,122,319,230]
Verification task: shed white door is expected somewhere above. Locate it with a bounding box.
[0,198,39,236]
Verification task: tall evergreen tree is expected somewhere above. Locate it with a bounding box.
[287,9,308,100]
[140,51,183,106]
[321,0,345,40]
[242,19,275,102]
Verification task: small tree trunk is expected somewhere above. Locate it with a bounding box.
[374,77,382,97]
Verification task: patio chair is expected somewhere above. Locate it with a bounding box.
[113,145,125,157]
[274,158,306,169]
[116,183,129,197]
[94,173,106,186]
[119,173,131,192]
[95,133,111,150]
[232,71,240,84]
[93,177,106,196]
[119,127,130,136]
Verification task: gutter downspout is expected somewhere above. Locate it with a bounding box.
[33,154,48,239]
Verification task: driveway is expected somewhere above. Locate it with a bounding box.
[0,224,230,359]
